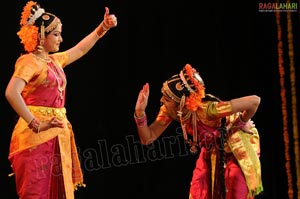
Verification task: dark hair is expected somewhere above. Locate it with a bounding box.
[203,93,227,199]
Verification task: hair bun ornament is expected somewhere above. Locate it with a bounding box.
[20,1,44,26]
[27,4,45,25]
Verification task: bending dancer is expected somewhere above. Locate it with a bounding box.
[134,63,263,199]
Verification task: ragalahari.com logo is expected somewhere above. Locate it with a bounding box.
[258,2,298,12]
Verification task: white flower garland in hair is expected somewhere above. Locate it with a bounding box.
[179,70,196,93]
[27,7,45,25]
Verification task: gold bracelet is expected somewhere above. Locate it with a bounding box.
[101,21,109,31]
[134,112,147,127]
[95,22,109,38]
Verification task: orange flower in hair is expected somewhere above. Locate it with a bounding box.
[20,1,37,26]
[184,64,205,111]
[17,1,40,52]
[17,25,39,53]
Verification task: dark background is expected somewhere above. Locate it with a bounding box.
[1,0,299,198]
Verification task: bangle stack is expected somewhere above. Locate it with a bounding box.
[233,114,248,129]
[134,113,147,127]
[239,114,247,123]
[101,21,109,31]
[95,22,109,38]
[28,118,40,133]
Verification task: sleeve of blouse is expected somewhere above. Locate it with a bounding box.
[206,101,232,119]
[51,52,68,68]
[13,55,40,83]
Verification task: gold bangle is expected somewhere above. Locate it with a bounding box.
[101,21,109,31]
[239,114,247,124]
[134,112,145,119]
[134,112,147,127]
[95,30,102,39]
[95,22,108,39]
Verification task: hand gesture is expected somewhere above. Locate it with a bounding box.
[240,119,255,134]
[135,83,150,117]
[29,116,64,133]
[103,7,117,29]
[228,115,255,134]
[47,117,64,129]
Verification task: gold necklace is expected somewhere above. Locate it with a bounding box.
[30,53,51,63]
[31,53,67,99]
[47,62,67,99]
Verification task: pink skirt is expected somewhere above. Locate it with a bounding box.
[189,150,253,199]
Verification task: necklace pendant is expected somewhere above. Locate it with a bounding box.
[58,87,63,99]
[59,91,63,99]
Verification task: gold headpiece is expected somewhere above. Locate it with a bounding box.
[161,76,183,103]
[162,63,205,154]
[161,64,205,111]
[17,1,61,52]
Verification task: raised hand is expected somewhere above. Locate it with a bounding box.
[103,7,117,29]
[135,83,150,117]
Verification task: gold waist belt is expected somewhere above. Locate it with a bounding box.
[28,105,66,120]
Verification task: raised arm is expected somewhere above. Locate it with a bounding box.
[65,7,117,65]
[134,83,169,145]
[229,95,261,122]
[226,95,261,133]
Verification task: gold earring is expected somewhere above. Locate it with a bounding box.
[37,39,44,52]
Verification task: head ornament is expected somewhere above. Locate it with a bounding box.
[17,1,61,52]
[161,64,205,154]
[161,63,205,111]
